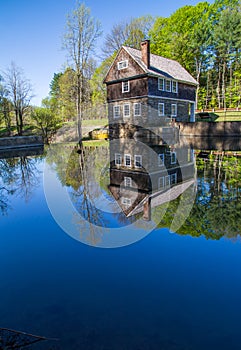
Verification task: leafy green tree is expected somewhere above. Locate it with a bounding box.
[31,100,62,143]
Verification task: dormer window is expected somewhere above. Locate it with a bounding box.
[158,78,165,91]
[166,80,171,92]
[122,81,129,93]
[118,60,128,70]
[172,81,178,93]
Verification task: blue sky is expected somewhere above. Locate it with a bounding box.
[0,0,212,106]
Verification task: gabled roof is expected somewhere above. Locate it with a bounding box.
[122,46,198,86]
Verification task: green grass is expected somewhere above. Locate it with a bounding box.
[82,118,108,127]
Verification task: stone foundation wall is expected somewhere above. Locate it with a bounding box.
[0,135,43,150]
[177,122,241,137]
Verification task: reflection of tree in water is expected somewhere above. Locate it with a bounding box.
[0,157,41,216]
[66,144,109,246]
[157,154,241,240]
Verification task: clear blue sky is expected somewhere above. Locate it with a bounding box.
[0,0,212,106]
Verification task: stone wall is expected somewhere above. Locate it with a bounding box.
[177,122,241,137]
[0,135,43,150]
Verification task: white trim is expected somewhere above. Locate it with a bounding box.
[134,155,142,168]
[123,103,130,117]
[122,81,130,93]
[170,173,177,185]
[171,104,177,117]
[133,103,141,116]
[115,153,122,166]
[166,79,171,92]
[158,153,164,166]
[158,78,165,91]
[113,105,121,118]
[148,95,195,104]
[124,154,131,167]
[171,152,176,164]
[158,103,165,116]
[172,81,178,93]
[117,60,128,70]
[121,197,131,205]
[124,177,132,187]
[158,177,164,189]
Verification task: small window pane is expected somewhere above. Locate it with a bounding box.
[158,153,164,166]
[166,80,171,92]
[122,81,129,93]
[134,103,141,116]
[124,104,130,117]
[115,153,122,165]
[113,105,120,118]
[158,103,164,116]
[135,155,142,168]
[124,154,131,167]
[158,78,164,91]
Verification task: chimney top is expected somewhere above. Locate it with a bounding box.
[141,40,150,69]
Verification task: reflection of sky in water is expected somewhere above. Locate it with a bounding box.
[67,185,135,228]
[1,148,241,349]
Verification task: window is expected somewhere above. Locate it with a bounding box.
[122,81,129,93]
[170,173,177,185]
[172,81,178,93]
[158,153,164,166]
[124,154,131,167]
[171,152,176,164]
[158,177,164,189]
[115,153,122,166]
[158,78,165,91]
[124,177,132,187]
[171,104,177,117]
[123,103,130,117]
[121,197,131,206]
[166,80,171,92]
[134,103,141,116]
[118,60,128,70]
[113,105,120,118]
[134,155,142,168]
[165,175,171,187]
[158,103,165,116]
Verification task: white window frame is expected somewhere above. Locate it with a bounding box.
[113,105,121,119]
[158,177,164,189]
[171,152,176,164]
[158,78,165,91]
[166,80,171,92]
[117,60,128,70]
[124,177,132,187]
[122,81,129,93]
[115,153,122,166]
[121,197,131,206]
[158,103,165,116]
[123,103,130,117]
[124,154,131,167]
[171,104,177,117]
[134,155,142,168]
[172,81,178,93]
[134,103,141,116]
[165,175,171,187]
[170,173,177,185]
[158,153,164,166]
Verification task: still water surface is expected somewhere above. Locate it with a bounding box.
[0,138,241,349]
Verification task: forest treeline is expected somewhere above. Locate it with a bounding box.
[0,0,240,140]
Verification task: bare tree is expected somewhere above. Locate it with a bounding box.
[62,2,102,142]
[3,62,33,135]
[102,16,154,58]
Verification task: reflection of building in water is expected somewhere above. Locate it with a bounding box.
[108,137,195,220]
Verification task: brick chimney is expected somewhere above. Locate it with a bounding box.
[141,40,150,68]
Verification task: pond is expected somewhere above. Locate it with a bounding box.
[0,136,241,350]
